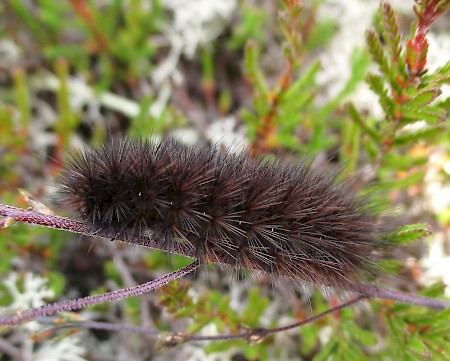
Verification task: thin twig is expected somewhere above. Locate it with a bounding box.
[0,260,200,327]
[186,295,367,343]
[355,283,450,309]
[1,203,450,330]
[0,203,197,258]
[37,295,367,345]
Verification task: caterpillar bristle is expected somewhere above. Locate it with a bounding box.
[59,137,385,289]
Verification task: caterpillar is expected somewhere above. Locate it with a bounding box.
[59,138,385,290]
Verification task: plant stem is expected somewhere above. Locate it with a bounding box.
[1,202,449,329]
[39,295,367,345]
[0,260,200,327]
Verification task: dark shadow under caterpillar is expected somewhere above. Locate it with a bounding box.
[58,138,385,290]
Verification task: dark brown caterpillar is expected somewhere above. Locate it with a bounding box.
[59,138,384,289]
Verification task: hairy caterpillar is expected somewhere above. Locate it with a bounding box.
[1,136,449,333]
[59,137,384,290]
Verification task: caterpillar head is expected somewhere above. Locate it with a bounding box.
[58,140,166,240]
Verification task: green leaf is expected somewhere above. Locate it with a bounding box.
[407,337,428,356]
[408,89,442,106]
[244,41,269,98]
[381,3,402,65]
[241,288,269,326]
[400,105,447,124]
[382,152,428,170]
[342,48,372,96]
[386,223,431,244]
[283,61,320,100]
[228,4,269,50]
[345,322,377,346]
[10,0,47,42]
[340,118,361,173]
[420,282,447,298]
[407,308,450,328]
[313,338,338,361]
[366,29,390,76]
[47,271,65,297]
[366,73,394,113]
[346,102,381,144]
[425,61,450,84]
[393,125,444,146]
[305,18,337,50]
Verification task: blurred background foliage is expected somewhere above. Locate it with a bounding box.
[0,0,450,360]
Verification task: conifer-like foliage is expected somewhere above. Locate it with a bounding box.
[362,2,450,175]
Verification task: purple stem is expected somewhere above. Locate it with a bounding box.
[354,284,450,309]
[189,295,368,342]
[0,260,200,326]
[0,203,197,258]
[1,202,450,329]
[39,295,367,343]
[0,204,88,234]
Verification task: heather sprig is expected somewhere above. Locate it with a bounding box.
[358,1,449,162]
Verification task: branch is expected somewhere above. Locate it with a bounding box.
[0,260,200,327]
[35,295,368,346]
[355,283,450,309]
[0,203,197,258]
[1,203,449,330]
